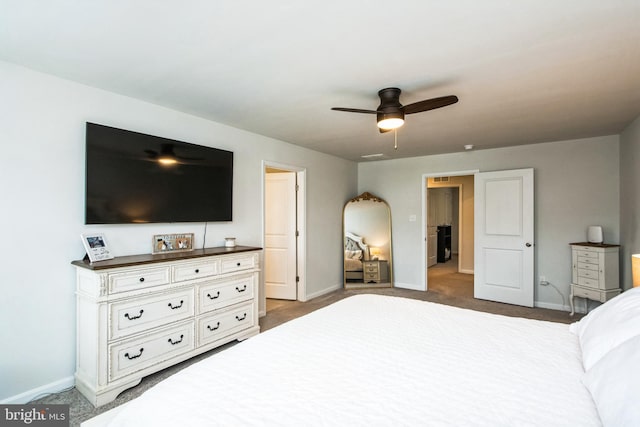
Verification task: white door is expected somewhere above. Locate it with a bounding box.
[265,173,297,300]
[474,168,534,307]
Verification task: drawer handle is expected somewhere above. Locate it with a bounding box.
[195,269,200,273]
[207,291,221,300]
[237,262,241,267]
[168,300,184,310]
[124,348,144,360]
[124,310,144,320]
[139,277,145,282]
[168,335,184,345]
[207,322,221,331]
[235,285,247,293]
[236,313,247,321]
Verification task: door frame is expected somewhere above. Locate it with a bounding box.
[427,184,464,271]
[262,161,307,315]
[422,170,478,292]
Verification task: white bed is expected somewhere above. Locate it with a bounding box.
[80,291,640,426]
[344,232,369,281]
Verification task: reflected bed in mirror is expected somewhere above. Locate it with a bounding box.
[343,192,393,289]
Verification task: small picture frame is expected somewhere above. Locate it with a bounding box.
[81,233,114,263]
[152,233,194,254]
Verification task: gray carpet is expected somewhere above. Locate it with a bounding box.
[34,271,580,426]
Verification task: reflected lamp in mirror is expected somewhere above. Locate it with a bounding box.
[370,247,381,260]
[633,254,640,287]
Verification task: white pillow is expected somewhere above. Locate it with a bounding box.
[569,287,640,370]
[582,334,640,426]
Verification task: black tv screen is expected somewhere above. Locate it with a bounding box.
[85,122,233,224]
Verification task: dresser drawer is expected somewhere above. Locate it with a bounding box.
[110,289,195,339]
[220,254,257,274]
[363,264,379,273]
[364,272,379,281]
[198,274,254,313]
[577,255,599,265]
[577,276,599,288]
[108,267,171,294]
[577,262,599,271]
[173,259,220,283]
[198,302,255,346]
[575,250,598,259]
[578,269,599,280]
[572,285,601,300]
[109,322,194,381]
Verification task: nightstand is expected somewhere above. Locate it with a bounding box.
[569,242,621,316]
[363,260,389,284]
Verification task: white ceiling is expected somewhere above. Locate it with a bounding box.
[1,0,639,161]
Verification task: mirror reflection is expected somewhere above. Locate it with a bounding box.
[343,192,393,289]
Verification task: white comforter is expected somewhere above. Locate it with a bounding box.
[106,295,600,426]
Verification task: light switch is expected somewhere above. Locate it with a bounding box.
[409,215,417,222]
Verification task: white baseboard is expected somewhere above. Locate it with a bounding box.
[394,282,425,291]
[458,269,474,275]
[534,301,574,313]
[0,376,74,404]
[305,283,342,300]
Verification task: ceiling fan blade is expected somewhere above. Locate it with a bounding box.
[403,95,458,114]
[331,107,378,114]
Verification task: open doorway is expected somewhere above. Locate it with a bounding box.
[263,162,306,316]
[424,173,475,296]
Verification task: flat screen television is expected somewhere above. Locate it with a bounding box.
[85,122,233,224]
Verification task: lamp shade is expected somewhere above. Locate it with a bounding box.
[633,254,640,287]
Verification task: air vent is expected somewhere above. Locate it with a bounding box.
[434,176,450,182]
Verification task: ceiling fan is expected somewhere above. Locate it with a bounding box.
[331,87,458,133]
[144,144,203,166]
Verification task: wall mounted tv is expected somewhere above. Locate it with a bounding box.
[85,122,233,224]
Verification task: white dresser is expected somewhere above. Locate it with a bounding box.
[362,260,389,284]
[73,246,261,407]
[569,242,620,316]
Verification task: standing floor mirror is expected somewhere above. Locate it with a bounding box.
[343,192,393,289]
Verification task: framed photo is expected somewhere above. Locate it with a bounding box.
[81,233,114,263]
[152,233,194,254]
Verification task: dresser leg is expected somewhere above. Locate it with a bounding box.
[569,291,575,316]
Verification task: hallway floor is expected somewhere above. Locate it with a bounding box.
[427,255,473,298]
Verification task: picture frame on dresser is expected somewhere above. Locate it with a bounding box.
[81,233,114,263]
[152,233,194,254]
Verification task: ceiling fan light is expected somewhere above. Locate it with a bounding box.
[158,156,178,166]
[377,118,404,130]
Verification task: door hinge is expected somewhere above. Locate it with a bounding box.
[296,276,300,282]
[296,184,299,191]
[296,230,299,237]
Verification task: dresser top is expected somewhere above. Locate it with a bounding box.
[72,245,262,270]
[570,242,620,248]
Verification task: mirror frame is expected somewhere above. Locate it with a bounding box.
[342,192,393,289]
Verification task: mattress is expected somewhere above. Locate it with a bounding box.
[90,294,600,426]
[344,257,362,272]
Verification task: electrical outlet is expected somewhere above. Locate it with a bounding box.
[539,275,549,286]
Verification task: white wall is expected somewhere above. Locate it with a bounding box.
[358,136,620,308]
[0,61,356,402]
[620,115,640,289]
